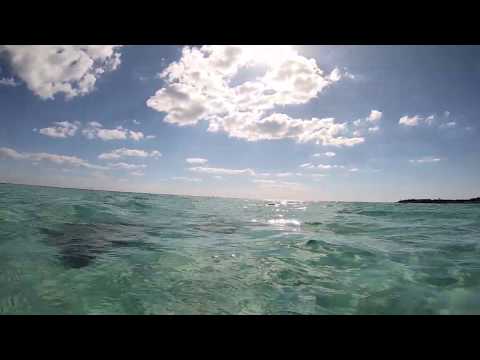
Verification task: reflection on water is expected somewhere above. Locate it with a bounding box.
[1,183,480,314]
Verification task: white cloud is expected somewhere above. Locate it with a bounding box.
[146,135,156,139]
[82,122,147,141]
[252,179,302,188]
[108,162,147,170]
[128,130,144,141]
[130,171,145,176]
[252,179,277,184]
[275,172,294,177]
[185,157,208,164]
[0,147,106,169]
[317,164,345,170]
[313,151,336,157]
[146,45,365,146]
[188,166,255,176]
[132,119,141,125]
[399,114,435,127]
[38,121,80,138]
[399,115,421,126]
[0,77,19,87]
[300,162,315,169]
[98,148,162,160]
[349,168,359,172]
[0,45,123,99]
[409,156,442,164]
[367,110,383,123]
[172,176,202,182]
[440,121,456,129]
[353,110,383,135]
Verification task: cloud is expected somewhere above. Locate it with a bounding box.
[367,110,382,123]
[399,115,421,126]
[300,162,315,169]
[146,45,365,146]
[317,164,345,170]
[146,135,156,139]
[82,122,147,141]
[128,130,144,141]
[0,77,19,87]
[107,162,147,170]
[98,148,162,160]
[132,120,141,125]
[313,151,336,157]
[172,176,202,182]
[0,147,106,169]
[0,45,121,99]
[38,121,80,138]
[399,114,435,127]
[353,110,383,135]
[188,166,255,176]
[409,156,442,164]
[185,157,208,164]
[0,45,123,99]
[349,168,359,172]
[440,121,456,129]
[252,179,302,188]
[252,179,277,184]
[130,171,145,176]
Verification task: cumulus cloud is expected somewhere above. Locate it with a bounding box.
[367,110,382,123]
[146,45,365,146]
[0,147,106,169]
[0,45,123,99]
[409,156,442,164]
[353,110,383,135]
[0,77,19,87]
[188,166,255,176]
[185,157,208,164]
[38,121,80,138]
[98,148,162,160]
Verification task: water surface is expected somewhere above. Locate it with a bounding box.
[1,183,480,314]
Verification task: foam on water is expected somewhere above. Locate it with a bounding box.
[1,183,480,314]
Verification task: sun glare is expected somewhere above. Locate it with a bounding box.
[241,45,297,67]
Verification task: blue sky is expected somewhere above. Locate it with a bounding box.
[0,45,479,202]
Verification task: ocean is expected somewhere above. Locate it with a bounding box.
[1,182,479,314]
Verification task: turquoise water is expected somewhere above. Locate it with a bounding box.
[1,182,480,314]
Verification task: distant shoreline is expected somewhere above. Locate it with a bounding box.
[398,197,480,204]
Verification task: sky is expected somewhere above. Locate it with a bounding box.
[0,45,479,202]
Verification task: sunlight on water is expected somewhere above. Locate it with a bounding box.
[1,183,480,314]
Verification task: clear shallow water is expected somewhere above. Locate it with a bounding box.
[1,183,480,314]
